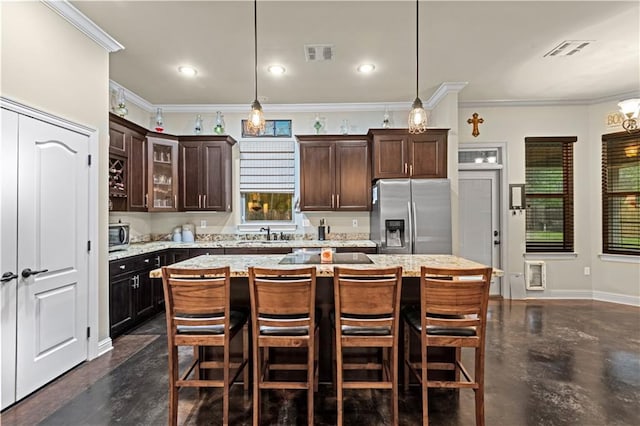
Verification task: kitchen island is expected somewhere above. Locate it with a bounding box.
[151,253,501,384]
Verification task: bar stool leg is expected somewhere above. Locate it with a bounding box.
[243,324,249,395]
[421,344,429,425]
[403,326,410,392]
[223,343,230,425]
[252,345,260,426]
[308,335,315,424]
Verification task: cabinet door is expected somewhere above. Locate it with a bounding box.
[202,142,228,211]
[372,133,409,179]
[148,137,179,212]
[300,142,334,210]
[335,140,371,210]
[135,273,156,320]
[128,135,147,211]
[152,252,167,309]
[179,142,203,210]
[109,122,127,156]
[110,274,135,337]
[409,130,448,178]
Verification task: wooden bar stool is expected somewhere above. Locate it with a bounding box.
[403,266,492,425]
[161,266,249,426]
[248,267,318,426]
[333,266,403,426]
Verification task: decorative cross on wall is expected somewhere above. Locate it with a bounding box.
[467,112,484,137]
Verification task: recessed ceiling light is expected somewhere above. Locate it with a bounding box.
[178,66,197,76]
[268,65,286,75]
[357,64,375,73]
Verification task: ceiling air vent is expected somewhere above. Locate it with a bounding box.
[544,40,592,57]
[304,44,334,62]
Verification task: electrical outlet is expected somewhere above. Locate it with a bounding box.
[303,219,311,227]
[200,220,207,228]
[352,219,358,227]
[584,267,591,276]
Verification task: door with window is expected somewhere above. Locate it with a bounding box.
[459,170,502,295]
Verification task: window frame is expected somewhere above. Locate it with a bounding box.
[601,131,640,256]
[524,136,576,252]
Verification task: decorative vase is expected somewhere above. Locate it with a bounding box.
[214,111,225,134]
[194,114,203,134]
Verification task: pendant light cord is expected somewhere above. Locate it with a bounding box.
[415,0,419,99]
[254,0,258,101]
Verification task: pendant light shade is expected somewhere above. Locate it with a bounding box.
[247,0,266,135]
[408,0,427,134]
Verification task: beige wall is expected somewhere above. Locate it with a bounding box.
[459,101,639,303]
[1,2,111,339]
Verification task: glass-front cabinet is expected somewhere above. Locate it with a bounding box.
[147,135,178,212]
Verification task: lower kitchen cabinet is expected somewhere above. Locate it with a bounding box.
[109,252,165,338]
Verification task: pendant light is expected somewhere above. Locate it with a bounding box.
[408,0,427,134]
[247,0,266,135]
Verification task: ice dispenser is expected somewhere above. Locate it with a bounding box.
[385,219,405,248]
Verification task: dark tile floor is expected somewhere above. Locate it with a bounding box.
[1,300,639,425]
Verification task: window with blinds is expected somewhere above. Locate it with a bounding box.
[525,137,576,252]
[602,132,640,255]
[239,139,295,222]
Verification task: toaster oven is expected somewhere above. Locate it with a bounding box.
[109,223,130,252]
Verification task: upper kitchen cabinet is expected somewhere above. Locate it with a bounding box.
[178,135,235,211]
[368,128,449,179]
[147,133,179,212]
[109,113,147,211]
[109,113,146,156]
[297,135,371,211]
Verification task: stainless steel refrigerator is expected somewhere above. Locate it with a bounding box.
[370,179,452,254]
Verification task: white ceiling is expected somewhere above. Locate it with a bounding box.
[72,0,640,106]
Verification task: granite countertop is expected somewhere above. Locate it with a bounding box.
[148,254,503,278]
[109,240,377,261]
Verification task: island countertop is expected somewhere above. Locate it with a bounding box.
[149,254,503,278]
[109,240,376,261]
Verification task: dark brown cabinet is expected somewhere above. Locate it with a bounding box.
[109,252,164,338]
[109,113,148,212]
[178,136,235,211]
[297,135,371,211]
[369,128,448,180]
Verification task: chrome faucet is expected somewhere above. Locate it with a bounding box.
[260,226,271,241]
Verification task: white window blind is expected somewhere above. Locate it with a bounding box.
[239,139,295,193]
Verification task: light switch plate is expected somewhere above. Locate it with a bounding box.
[200,220,207,228]
[352,219,358,227]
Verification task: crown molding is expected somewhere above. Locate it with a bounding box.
[425,82,468,109]
[460,91,640,109]
[42,1,123,52]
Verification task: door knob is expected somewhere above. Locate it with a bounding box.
[1,272,18,283]
[21,268,49,278]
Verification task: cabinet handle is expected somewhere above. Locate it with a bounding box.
[198,194,202,208]
[404,163,408,174]
[145,194,148,208]
[410,164,413,176]
[144,258,150,263]
[119,265,126,270]
[331,194,334,209]
[203,194,206,208]
[174,195,177,208]
[155,256,161,267]
[336,194,340,208]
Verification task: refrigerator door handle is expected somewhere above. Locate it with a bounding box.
[407,201,414,253]
[412,201,418,251]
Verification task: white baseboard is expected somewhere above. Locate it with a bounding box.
[593,291,640,307]
[97,338,113,357]
[509,289,640,307]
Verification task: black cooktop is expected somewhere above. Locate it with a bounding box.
[278,252,373,265]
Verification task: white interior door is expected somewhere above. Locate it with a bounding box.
[15,115,89,400]
[1,109,19,409]
[459,170,502,295]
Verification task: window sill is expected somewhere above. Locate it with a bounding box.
[598,254,640,264]
[523,252,578,260]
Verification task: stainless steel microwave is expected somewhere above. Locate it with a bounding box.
[109,223,130,252]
